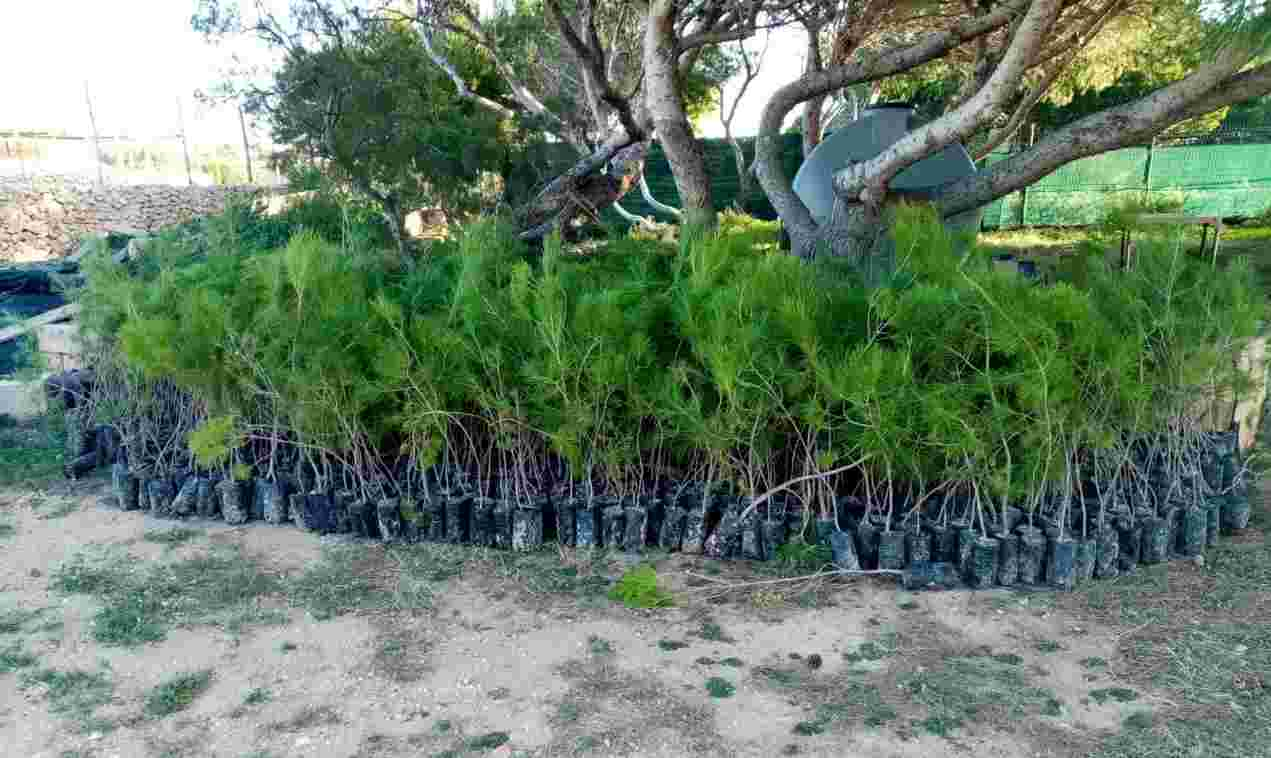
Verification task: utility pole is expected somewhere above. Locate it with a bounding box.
[176,96,193,186]
[83,81,104,186]
[238,104,254,184]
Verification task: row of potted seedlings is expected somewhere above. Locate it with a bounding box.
[81,426,1255,593]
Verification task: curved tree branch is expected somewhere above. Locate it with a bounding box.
[832,0,1064,204]
[937,50,1268,218]
[754,4,1021,238]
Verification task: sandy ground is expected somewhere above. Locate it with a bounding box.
[0,478,1163,758]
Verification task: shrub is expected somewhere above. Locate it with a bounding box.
[73,201,1262,538]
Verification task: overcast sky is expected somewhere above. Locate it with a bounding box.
[0,1,806,144]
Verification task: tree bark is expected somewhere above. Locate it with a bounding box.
[801,24,825,158]
[644,0,714,227]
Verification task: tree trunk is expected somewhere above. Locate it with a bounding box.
[381,194,407,258]
[727,136,753,211]
[644,0,714,227]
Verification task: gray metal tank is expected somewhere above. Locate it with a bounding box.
[792,104,980,229]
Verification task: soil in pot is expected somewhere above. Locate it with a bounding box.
[468,497,494,547]
[602,504,625,550]
[290,493,309,531]
[555,497,578,547]
[148,478,176,518]
[195,476,216,519]
[659,506,686,551]
[1094,527,1119,579]
[488,500,510,549]
[304,491,339,534]
[879,530,906,571]
[111,463,139,511]
[1204,498,1221,546]
[1046,537,1077,591]
[830,529,860,570]
[514,501,545,551]
[931,524,956,563]
[376,498,403,542]
[971,537,999,589]
[446,491,472,544]
[427,495,446,542]
[136,469,152,513]
[1117,517,1141,572]
[217,478,249,525]
[622,505,647,553]
[856,521,880,570]
[956,525,977,582]
[996,533,1020,586]
[1141,516,1170,564]
[260,479,288,524]
[906,525,932,564]
[681,506,708,555]
[575,500,599,549]
[1181,505,1206,558]
[1073,537,1096,584]
[761,518,786,562]
[641,496,664,548]
[1018,526,1046,585]
[333,490,356,534]
[171,475,199,518]
[1221,490,1252,532]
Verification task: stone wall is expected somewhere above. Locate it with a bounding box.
[0,176,259,262]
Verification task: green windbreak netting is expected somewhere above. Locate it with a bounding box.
[620,131,1271,230]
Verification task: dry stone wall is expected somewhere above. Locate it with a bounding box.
[0,176,259,262]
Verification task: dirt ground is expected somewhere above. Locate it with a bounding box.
[0,475,1264,758]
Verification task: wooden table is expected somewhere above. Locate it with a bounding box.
[1120,213,1224,269]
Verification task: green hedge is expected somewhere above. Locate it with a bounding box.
[75,202,1261,532]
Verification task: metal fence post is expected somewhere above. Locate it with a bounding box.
[1143,136,1156,203]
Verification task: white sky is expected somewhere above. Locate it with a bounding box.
[0,2,267,145]
[0,1,806,144]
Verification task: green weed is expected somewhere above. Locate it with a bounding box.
[1090,687,1139,704]
[0,607,45,634]
[52,545,281,645]
[587,635,613,656]
[143,528,203,546]
[464,732,510,751]
[698,620,734,643]
[0,644,37,672]
[658,639,690,651]
[705,677,735,698]
[21,667,114,729]
[608,564,673,608]
[244,687,272,706]
[899,655,1063,735]
[289,545,434,620]
[145,670,214,718]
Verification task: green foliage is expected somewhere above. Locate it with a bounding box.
[77,202,1263,531]
[188,415,241,468]
[263,15,513,229]
[607,565,673,608]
